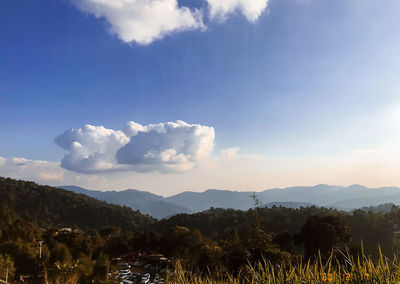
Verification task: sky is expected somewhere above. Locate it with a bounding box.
[1,0,400,196]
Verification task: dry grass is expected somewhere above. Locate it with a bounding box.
[167,246,400,283]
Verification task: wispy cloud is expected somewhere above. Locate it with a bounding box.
[0,156,106,186]
[0,157,65,182]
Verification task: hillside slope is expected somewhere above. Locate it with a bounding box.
[0,177,154,231]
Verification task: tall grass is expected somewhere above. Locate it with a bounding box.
[167,247,400,283]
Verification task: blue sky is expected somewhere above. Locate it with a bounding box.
[1,0,400,195]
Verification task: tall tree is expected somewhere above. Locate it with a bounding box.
[296,215,352,258]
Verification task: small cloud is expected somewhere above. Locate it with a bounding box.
[206,0,269,22]
[39,172,64,181]
[221,147,240,159]
[220,147,263,161]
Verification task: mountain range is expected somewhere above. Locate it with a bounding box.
[61,186,193,219]
[60,184,400,219]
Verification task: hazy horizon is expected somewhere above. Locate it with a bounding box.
[25,182,400,198]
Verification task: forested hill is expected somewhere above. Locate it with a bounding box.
[0,177,154,231]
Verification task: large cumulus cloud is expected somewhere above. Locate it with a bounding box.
[55,120,215,174]
[117,120,214,172]
[54,124,129,173]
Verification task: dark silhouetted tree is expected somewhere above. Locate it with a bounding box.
[296,215,352,258]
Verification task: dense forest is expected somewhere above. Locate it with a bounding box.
[0,177,154,231]
[1,177,400,283]
[149,205,398,257]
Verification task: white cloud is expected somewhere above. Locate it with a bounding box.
[123,121,146,137]
[0,156,65,182]
[117,120,215,172]
[71,0,204,44]
[39,172,65,181]
[0,156,106,187]
[220,147,263,162]
[221,147,240,159]
[54,124,130,173]
[206,0,269,22]
[69,0,271,44]
[55,120,215,174]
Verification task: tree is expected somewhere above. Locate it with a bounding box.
[0,254,15,282]
[273,231,294,253]
[51,242,73,264]
[296,215,352,258]
[91,252,109,281]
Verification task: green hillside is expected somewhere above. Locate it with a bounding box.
[0,177,154,231]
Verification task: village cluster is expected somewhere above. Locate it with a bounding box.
[109,254,169,284]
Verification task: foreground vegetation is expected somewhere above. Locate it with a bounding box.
[168,248,400,283]
[2,177,400,282]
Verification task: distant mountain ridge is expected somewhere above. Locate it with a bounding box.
[61,186,193,219]
[256,184,400,209]
[60,184,400,219]
[165,184,400,211]
[165,189,254,212]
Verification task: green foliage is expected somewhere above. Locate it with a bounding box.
[150,204,400,259]
[50,242,73,264]
[150,206,342,241]
[0,200,112,283]
[273,231,294,253]
[99,226,121,238]
[91,252,109,281]
[0,176,154,231]
[167,248,400,283]
[345,209,394,256]
[296,215,352,258]
[75,254,94,282]
[0,203,42,277]
[165,226,223,269]
[360,203,397,213]
[4,177,400,282]
[0,254,15,282]
[53,259,79,284]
